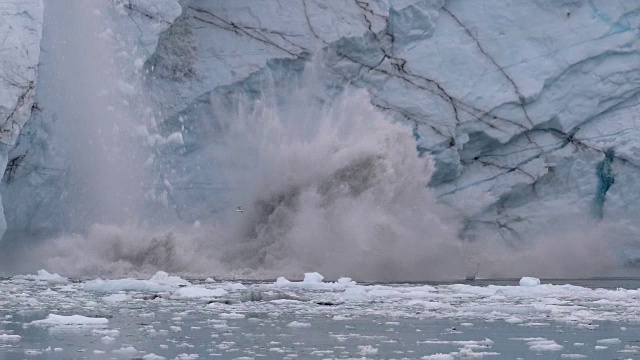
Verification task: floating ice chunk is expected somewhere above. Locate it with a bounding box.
[303,272,324,283]
[218,312,245,319]
[175,354,199,360]
[358,345,378,355]
[274,274,350,290]
[527,339,563,351]
[29,314,109,326]
[143,354,166,360]
[36,269,68,284]
[13,270,68,285]
[173,286,227,298]
[597,338,621,344]
[560,355,587,359]
[287,321,311,328]
[0,334,20,341]
[420,339,494,347]
[421,354,455,360]
[337,277,355,285]
[505,317,524,324]
[520,277,541,287]
[576,323,598,330]
[456,348,500,357]
[86,271,190,292]
[86,279,170,292]
[112,346,138,357]
[150,271,190,287]
[275,277,291,287]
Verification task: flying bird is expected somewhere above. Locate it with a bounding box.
[236,206,243,213]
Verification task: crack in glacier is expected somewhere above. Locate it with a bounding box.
[190,6,308,59]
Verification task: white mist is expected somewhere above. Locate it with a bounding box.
[47,0,146,227]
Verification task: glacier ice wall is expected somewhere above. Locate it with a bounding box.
[145,0,640,245]
[2,0,640,276]
[0,0,43,238]
[0,0,181,239]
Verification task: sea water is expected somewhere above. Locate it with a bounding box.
[0,275,639,359]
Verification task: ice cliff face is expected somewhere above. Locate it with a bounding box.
[0,0,43,237]
[2,0,640,264]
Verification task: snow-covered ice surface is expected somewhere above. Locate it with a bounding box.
[1,272,640,359]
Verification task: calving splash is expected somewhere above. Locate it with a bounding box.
[42,89,471,281]
[16,1,630,281]
[46,0,148,227]
[40,83,624,281]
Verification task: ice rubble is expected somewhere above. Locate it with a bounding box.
[12,269,68,284]
[1,270,640,358]
[1,0,640,264]
[85,271,190,292]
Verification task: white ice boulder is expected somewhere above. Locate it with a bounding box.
[274,277,291,287]
[173,286,228,299]
[303,272,324,283]
[35,270,69,284]
[148,271,190,287]
[12,270,69,285]
[287,321,311,328]
[519,277,541,287]
[337,277,356,285]
[85,271,190,292]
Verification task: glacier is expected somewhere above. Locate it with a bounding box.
[1,0,640,279]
